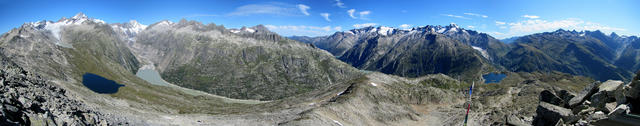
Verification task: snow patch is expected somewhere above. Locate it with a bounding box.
[367,27,378,33]
[230,29,240,33]
[333,120,344,126]
[243,28,255,33]
[377,26,394,36]
[71,13,87,19]
[35,13,107,48]
[446,27,458,33]
[472,46,490,59]
[345,31,354,35]
[436,28,446,33]
[93,19,106,24]
[42,21,73,48]
[370,82,378,87]
[155,20,174,27]
[44,21,65,40]
[127,20,147,33]
[111,20,147,42]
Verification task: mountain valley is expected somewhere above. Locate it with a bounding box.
[0,12,639,126]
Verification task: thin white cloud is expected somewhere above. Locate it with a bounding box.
[399,24,411,30]
[347,9,356,19]
[508,18,580,33]
[495,21,506,25]
[467,25,475,29]
[265,25,341,36]
[334,26,342,31]
[228,3,302,16]
[335,0,346,8]
[353,23,377,28]
[320,13,331,22]
[489,32,505,36]
[297,4,310,16]
[522,15,540,19]
[464,13,488,18]
[359,11,371,19]
[442,14,470,19]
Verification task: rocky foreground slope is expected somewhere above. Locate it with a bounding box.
[530,72,640,126]
[0,53,121,125]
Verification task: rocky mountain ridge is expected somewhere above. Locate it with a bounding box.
[293,25,640,82]
[291,23,505,82]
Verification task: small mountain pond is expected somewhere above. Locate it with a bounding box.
[483,73,507,84]
[82,73,124,94]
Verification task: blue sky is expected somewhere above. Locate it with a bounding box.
[1,0,638,38]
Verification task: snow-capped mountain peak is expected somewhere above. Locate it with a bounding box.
[444,23,459,33]
[111,20,148,42]
[151,20,174,28]
[125,20,147,32]
[448,23,459,28]
[24,13,107,48]
[241,27,256,33]
[340,24,477,38]
[377,26,394,36]
[71,12,88,20]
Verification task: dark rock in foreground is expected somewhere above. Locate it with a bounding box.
[533,72,640,125]
[540,90,565,106]
[533,102,578,126]
[568,81,601,107]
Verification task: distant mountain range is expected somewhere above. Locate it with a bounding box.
[291,25,640,81]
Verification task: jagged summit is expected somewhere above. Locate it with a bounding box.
[611,32,620,38]
[250,24,269,32]
[110,20,148,42]
[447,22,459,29]
[339,24,472,37]
[229,24,274,34]
[16,13,106,48]
[71,12,88,20]
[545,29,630,39]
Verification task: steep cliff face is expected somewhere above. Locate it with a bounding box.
[339,32,490,81]
[291,24,502,82]
[615,39,640,72]
[124,19,361,100]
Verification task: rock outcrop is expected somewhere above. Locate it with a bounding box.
[540,90,565,106]
[568,81,601,107]
[533,102,578,125]
[533,72,640,125]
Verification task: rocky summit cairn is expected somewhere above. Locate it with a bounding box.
[532,73,640,126]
